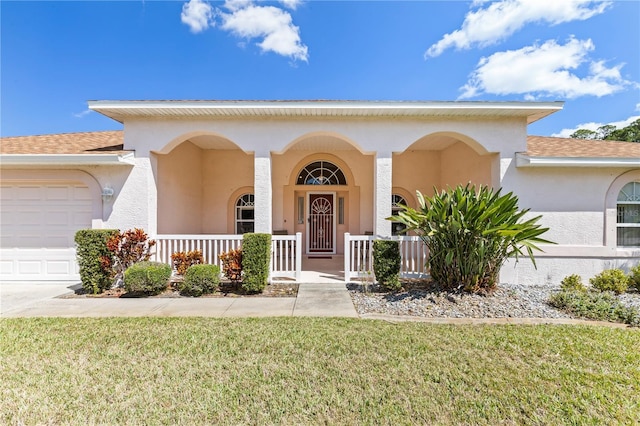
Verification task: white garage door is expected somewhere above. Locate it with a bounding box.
[0,182,93,281]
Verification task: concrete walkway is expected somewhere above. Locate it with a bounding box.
[0,282,359,318]
[0,282,631,328]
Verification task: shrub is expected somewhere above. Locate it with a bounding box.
[123,261,171,295]
[373,240,401,291]
[171,250,204,275]
[548,290,639,326]
[590,269,629,295]
[219,248,242,282]
[390,184,551,293]
[180,264,221,296]
[74,229,119,294]
[560,274,586,292]
[107,228,156,282]
[241,233,271,293]
[629,264,640,292]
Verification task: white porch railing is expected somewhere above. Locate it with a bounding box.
[154,233,302,281]
[344,233,429,283]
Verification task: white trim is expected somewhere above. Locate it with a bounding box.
[516,153,640,168]
[306,191,337,255]
[0,153,135,166]
[89,100,563,124]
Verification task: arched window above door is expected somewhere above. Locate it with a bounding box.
[296,161,347,185]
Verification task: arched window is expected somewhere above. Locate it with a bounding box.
[296,161,347,185]
[392,194,407,236]
[617,181,640,246]
[236,194,254,234]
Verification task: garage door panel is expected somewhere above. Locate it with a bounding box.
[17,186,44,200]
[0,182,92,281]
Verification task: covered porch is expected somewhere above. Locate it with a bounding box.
[153,232,428,283]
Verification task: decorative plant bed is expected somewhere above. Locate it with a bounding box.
[61,282,299,298]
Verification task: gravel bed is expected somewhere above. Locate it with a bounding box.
[348,281,640,319]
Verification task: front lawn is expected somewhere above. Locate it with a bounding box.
[1,318,638,424]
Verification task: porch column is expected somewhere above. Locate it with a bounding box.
[254,150,273,234]
[374,151,392,238]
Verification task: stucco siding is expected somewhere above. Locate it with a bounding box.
[157,141,202,234]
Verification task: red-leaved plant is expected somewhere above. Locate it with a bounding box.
[106,228,156,285]
[219,248,242,283]
[171,250,204,276]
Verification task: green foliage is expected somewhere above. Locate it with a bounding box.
[219,248,243,282]
[390,184,551,293]
[570,119,640,143]
[589,269,629,295]
[629,264,640,291]
[560,274,586,292]
[241,233,271,293]
[74,229,119,294]
[570,129,598,140]
[373,240,401,291]
[179,264,221,297]
[171,250,203,276]
[548,290,639,326]
[107,228,156,280]
[123,261,171,295]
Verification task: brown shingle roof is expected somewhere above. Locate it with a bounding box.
[0,130,127,155]
[1,130,638,159]
[526,136,640,158]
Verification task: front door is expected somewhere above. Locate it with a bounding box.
[307,193,335,254]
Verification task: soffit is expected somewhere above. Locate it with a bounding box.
[89,100,564,125]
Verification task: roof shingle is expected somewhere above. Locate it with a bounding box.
[526,136,640,158]
[1,130,638,159]
[0,130,127,155]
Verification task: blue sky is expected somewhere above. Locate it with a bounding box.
[2,0,639,138]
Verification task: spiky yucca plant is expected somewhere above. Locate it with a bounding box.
[390,184,552,293]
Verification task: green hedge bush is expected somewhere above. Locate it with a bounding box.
[560,274,586,292]
[124,261,171,295]
[180,264,221,296]
[548,290,639,326]
[74,229,119,294]
[630,264,640,292]
[241,233,271,293]
[590,269,629,295]
[373,240,401,291]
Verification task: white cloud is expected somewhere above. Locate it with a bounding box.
[552,115,640,138]
[279,0,301,10]
[219,3,308,61]
[459,38,631,99]
[72,109,91,118]
[426,0,611,58]
[636,103,640,112]
[180,0,307,61]
[181,0,215,33]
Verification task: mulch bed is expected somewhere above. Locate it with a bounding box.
[62,282,299,299]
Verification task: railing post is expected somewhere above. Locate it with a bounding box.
[344,232,351,283]
[295,232,302,281]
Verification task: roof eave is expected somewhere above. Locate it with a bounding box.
[88,100,564,124]
[516,153,640,168]
[0,153,135,166]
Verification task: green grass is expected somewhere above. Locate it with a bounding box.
[1,318,639,425]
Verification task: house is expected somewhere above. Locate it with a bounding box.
[1,100,639,284]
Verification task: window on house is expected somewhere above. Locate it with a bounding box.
[236,194,255,234]
[296,161,347,185]
[392,194,407,236]
[617,181,640,247]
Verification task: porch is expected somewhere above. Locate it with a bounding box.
[153,233,429,283]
